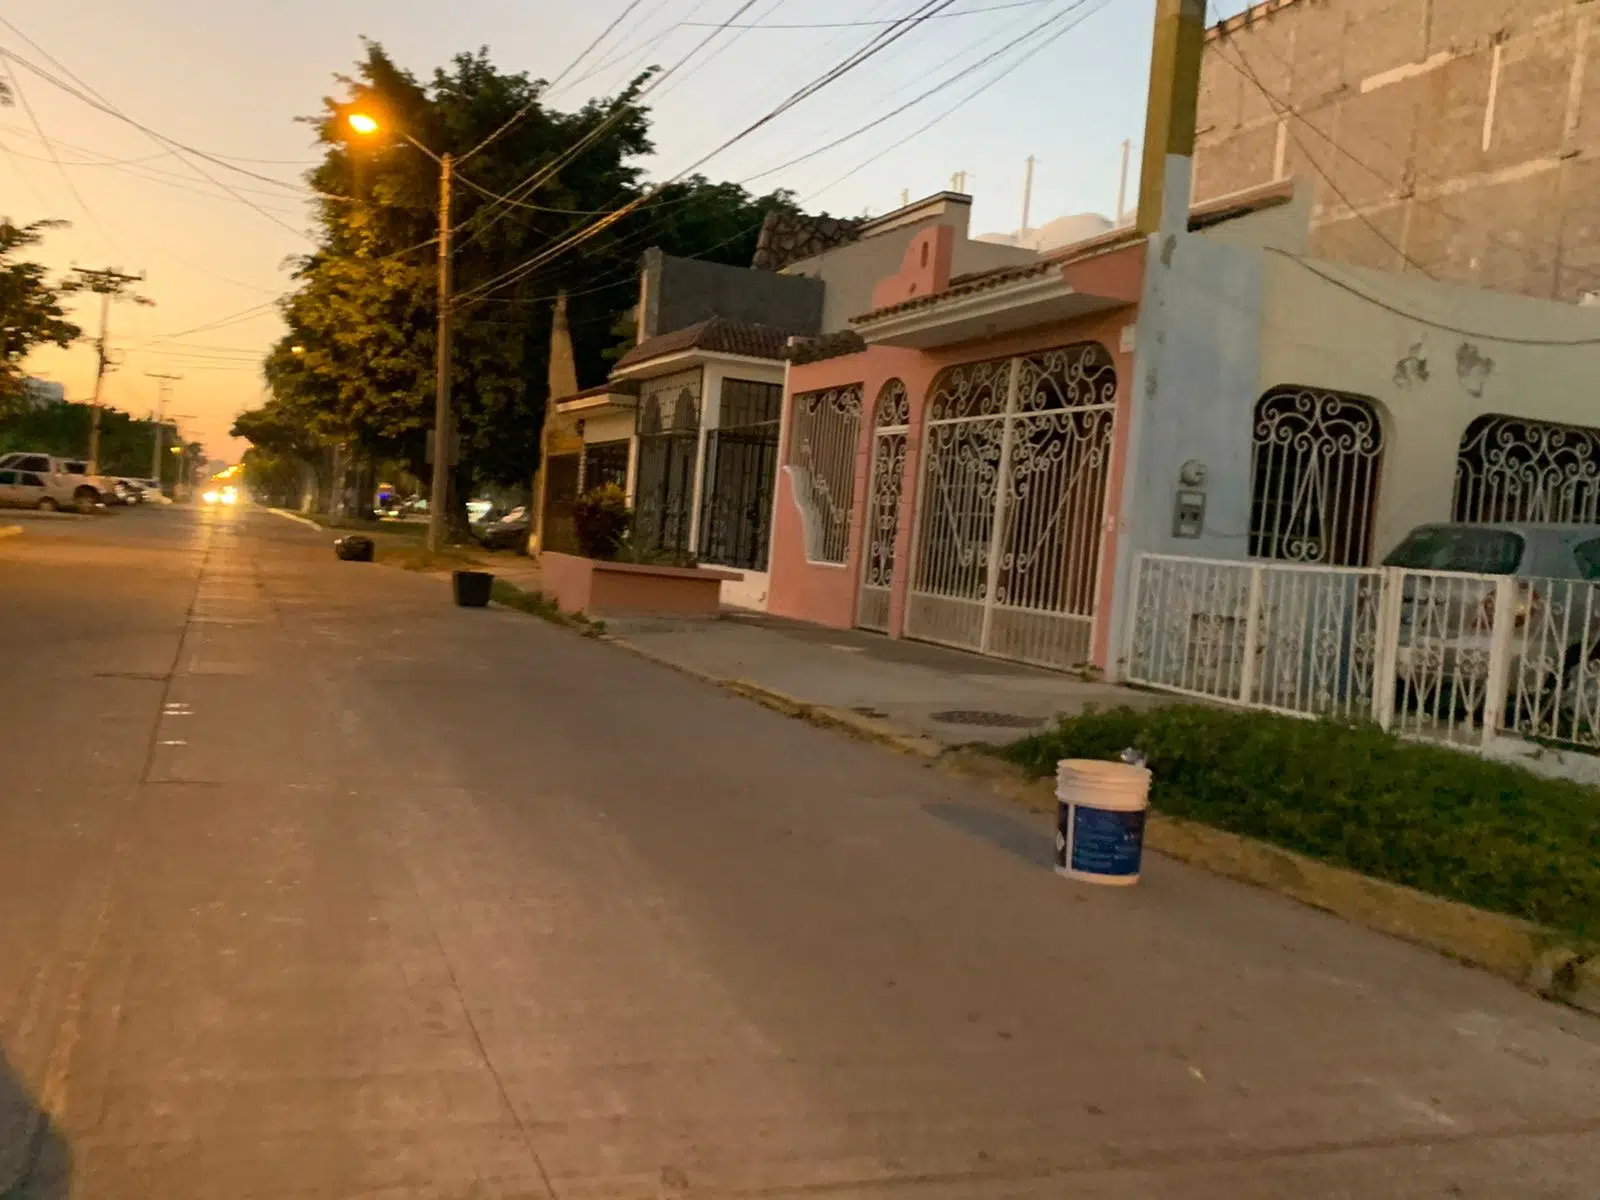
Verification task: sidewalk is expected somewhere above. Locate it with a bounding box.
[604,609,1171,747]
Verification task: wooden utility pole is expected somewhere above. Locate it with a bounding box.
[145,372,182,484]
[1106,0,1210,684]
[1134,0,1206,235]
[70,266,147,475]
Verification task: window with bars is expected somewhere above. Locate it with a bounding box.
[1454,413,1600,525]
[788,382,864,564]
[1248,385,1384,567]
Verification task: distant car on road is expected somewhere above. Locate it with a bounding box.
[0,453,104,513]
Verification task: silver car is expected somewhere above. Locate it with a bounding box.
[1383,522,1600,720]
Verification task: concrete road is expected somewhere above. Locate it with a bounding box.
[1,506,1597,1199]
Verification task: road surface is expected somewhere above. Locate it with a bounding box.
[1,505,1597,1198]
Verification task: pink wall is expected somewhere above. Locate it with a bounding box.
[767,240,1147,670]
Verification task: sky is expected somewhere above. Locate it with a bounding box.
[3,0,1252,461]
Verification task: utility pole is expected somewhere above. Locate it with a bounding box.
[145,372,181,484]
[1134,0,1206,235]
[1020,154,1035,238]
[428,152,454,556]
[1106,0,1208,683]
[70,267,147,476]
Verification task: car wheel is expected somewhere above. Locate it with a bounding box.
[73,488,97,515]
[37,497,58,512]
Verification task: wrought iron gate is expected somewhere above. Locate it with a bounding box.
[634,434,697,555]
[905,343,1116,669]
[697,379,782,571]
[698,428,779,569]
[633,370,701,556]
[857,379,909,632]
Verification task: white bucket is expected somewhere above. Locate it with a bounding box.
[1055,758,1151,885]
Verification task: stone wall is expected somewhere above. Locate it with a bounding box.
[1195,0,1599,300]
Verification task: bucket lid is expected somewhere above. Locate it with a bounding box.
[1056,757,1151,787]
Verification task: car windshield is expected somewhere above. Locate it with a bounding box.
[1383,526,1525,574]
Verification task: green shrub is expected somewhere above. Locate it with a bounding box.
[573,484,632,560]
[999,705,1600,937]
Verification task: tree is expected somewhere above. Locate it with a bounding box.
[0,220,81,412]
[255,43,809,533]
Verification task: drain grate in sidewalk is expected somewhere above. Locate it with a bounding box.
[929,709,1044,729]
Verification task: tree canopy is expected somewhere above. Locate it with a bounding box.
[248,42,803,506]
[0,219,81,413]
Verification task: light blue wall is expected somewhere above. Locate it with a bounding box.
[1131,231,1265,561]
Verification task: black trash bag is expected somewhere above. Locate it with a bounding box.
[453,570,493,607]
[335,534,375,562]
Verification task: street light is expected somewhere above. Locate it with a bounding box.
[347,109,454,555]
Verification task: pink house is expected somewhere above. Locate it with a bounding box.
[768,224,1148,672]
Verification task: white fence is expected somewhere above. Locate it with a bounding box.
[1125,553,1600,755]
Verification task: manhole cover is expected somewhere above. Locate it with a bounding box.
[929,709,1043,729]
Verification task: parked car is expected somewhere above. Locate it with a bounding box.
[0,453,104,513]
[473,505,530,551]
[1382,522,1600,710]
[105,478,143,506]
[133,477,173,505]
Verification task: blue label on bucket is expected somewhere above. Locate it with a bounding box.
[1067,804,1146,877]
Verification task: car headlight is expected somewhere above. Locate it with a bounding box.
[203,490,220,504]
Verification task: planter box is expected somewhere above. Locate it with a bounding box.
[540,551,739,618]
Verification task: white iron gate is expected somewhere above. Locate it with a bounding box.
[1126,552,1600,756]
[857,379,909,633]
[906,343,1117,669]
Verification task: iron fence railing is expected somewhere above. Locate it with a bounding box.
[1125,552,1600,757]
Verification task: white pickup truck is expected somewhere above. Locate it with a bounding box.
[0,452,108,513]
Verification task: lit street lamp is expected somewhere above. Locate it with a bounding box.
[347,110,454,556]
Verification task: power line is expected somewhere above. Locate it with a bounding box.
[0,23,323,243]
[1266,249,1600,346]
[454,0,969,305]
[741,0,1105,185]
[1209,36,1575,287]
[0,56,123,259]
[553,0,712,100]
[684,0,1050,27]
[460,0,652,166]
[804,0,1115,200]
[455,0,773,253]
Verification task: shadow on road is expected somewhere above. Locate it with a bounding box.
[0,1048,70,1200]
[923,802,1054,870]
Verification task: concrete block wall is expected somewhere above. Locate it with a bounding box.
[1196,0,1599,300]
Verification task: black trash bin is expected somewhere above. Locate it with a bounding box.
[453,570,494,608]
[334,534,375,562]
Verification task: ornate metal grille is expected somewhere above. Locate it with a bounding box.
[1248,385,1384,567]
[788,382,863,564]
[698,379,783,571]
[857,379,909,632]
[581,440,629,494]
[1453,413,1600,525]
[634,369,702,555]
[907,342,1117,669]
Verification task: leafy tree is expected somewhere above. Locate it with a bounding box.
[257,43,805,530]
[0,219,81,412]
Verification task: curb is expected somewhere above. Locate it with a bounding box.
[596,633,1600,1015]
[938,746,1598,1016]
[605,636,945,759]
[266,507,325,532]
[0,525,20,541]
